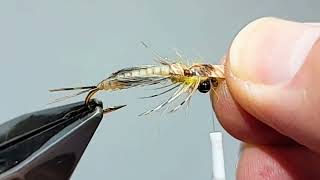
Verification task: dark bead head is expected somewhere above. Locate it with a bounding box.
[197,80,211,93]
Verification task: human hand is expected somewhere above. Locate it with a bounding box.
[211,17,320,180]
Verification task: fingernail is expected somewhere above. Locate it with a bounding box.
[229,17,320,84]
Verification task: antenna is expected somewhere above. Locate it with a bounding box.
[140,41,166,60]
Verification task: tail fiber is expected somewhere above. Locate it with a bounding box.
[49,86,97,92]
[48,85,98,104]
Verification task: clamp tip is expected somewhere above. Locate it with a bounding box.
[103,105,126,114]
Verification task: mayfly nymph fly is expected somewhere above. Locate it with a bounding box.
[50,59,225,115]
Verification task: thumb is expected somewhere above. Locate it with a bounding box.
[226,17,320,152]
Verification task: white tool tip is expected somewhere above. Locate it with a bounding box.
[210,132,226,180]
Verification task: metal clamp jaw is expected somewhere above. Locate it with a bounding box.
[0,100,124,180]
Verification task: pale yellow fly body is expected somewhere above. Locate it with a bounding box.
[50,59,224,115]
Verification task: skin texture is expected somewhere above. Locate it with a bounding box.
[211,17,320,180]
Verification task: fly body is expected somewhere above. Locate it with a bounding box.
[50,59,225,115]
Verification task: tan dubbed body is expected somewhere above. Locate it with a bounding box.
[50,60,225,115]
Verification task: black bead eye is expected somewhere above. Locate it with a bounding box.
[198,80,211,93]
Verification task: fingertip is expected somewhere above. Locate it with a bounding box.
[224,17,320,152]
[229,17,320,84]
[237,145,320,180]
[211,81,292,145]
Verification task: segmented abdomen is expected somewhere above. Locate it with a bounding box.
[98,65,179,91]
[114,65,175,78]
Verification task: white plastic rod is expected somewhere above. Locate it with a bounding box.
[210,132,226,180]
